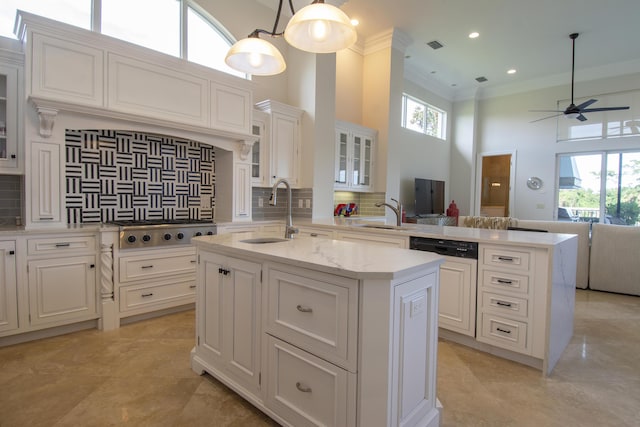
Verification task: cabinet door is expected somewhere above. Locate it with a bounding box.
[270,111,300,186]
[0,64,19,170]
[197,251,262,393]
[0,241,17,333]
[27,255,97,326]
[438,258,477,337]
[334,128,349,188]
[251,111,269,187]
[30,141,61,224]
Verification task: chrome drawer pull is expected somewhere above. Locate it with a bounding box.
[496,327,511,334]
[141,293,154,298]
[496,279,513,285]
[296,305,313,313]
[296,382,312,393]
[141,265,154,269]
[55,243,71,247]
[496,301,512,307]
[190,260,197,263]
[310,233,318,237]
[40,217,54,221]
[497,256,514,262]
[189,285,196,289]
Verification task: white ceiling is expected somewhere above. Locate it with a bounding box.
[266,0,640,100]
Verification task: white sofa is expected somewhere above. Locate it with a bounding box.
[589,223,640,296]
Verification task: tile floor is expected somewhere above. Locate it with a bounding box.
[0,289,638,426]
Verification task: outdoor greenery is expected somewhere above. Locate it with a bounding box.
[559,159,640,225]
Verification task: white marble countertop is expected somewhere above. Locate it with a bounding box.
[193,232,444,280]
[299,218,577,248]
[0,223,118,236]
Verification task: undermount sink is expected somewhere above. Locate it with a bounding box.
[240,237,290,244]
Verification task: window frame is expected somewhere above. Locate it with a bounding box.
[401,93,447,140]
[2,0,245,78]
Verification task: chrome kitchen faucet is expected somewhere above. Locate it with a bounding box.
[270,178,299,239]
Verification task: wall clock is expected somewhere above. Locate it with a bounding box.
[527,176,543,190]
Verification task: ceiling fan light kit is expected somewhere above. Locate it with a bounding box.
[530,32,630,123]
[224,0,357,76]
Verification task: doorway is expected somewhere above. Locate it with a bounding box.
[476,152,515,217]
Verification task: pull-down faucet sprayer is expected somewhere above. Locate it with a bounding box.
[270,178,299,239]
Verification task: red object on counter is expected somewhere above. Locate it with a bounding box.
[446,200,459,225]
[401,209,406,223]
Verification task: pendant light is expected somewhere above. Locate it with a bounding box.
[225,0,357,76]
[284,0,357,53]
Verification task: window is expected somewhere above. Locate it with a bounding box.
[0,0,245,78]
[401,94,447,139]
[557,151,640,225]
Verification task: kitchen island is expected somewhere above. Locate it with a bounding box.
[190,232,444,427]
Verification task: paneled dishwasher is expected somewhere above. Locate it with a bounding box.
[410,236,479,337]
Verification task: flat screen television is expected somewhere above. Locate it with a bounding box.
[415,178,445,216]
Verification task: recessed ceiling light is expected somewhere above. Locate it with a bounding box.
[507,69,517,74]
[469,32,480,39]
[350,19,359,27]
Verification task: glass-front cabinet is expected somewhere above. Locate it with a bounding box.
[0,63,20,171]
[334,121,376,192]
[251,110,269,187]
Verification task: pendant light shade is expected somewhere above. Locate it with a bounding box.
[225,36,286,76]
[284,2,357,53]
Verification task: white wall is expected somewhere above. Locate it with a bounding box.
[460,72,640,220]
[399,80,453,215]
[335,48,363,124]
[450,98,477,216]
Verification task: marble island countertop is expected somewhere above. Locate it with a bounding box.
[192,231,444,280]
[300,217,577,248]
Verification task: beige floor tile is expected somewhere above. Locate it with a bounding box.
[0,289,638,427]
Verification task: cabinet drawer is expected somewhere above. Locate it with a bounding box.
[478,313,528,353]
[266,335,356,427]
[119,249,196,283]
[119,279,196,312]
[297,227,335,239]
[482,246,531,272]
[28,235,96,256]
[480,291,528,318]
[481,270,530,294]
[266,265,358,370]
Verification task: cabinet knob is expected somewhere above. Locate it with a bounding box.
[10,154,15,159]
[8,250,14,255]
[89,264,95,269]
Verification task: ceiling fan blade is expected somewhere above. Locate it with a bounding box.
[529,109,564,113]
[530,113,563,123]
[575,99,598,110]
[576,114,587,122]
[582,106,630,112]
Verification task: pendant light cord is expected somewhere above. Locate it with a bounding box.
[250,0,296,38]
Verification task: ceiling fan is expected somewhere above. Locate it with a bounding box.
[530,33,630,123]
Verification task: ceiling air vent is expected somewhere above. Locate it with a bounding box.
[475,76,488,83]
[426,40,444,50]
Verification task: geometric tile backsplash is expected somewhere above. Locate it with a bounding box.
[65,130,215,223]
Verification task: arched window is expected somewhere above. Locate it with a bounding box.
[0,0,245,78]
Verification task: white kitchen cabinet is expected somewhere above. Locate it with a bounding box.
[0,241,18,333]
[116,247,197,318]
[255,100,303,187]
[192,236,442,427]
[265,335,356,427]
[195,250,262,394]
[438,257,477,337]
[334,120,376,192]
[26,234,98,328]
[476,244,536,354]
[337,230,408,248]
[297,225,335,239]
[30,141,61,224]
[0,62,21,171]
[251,110,270,187]
[27,255,97,326]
